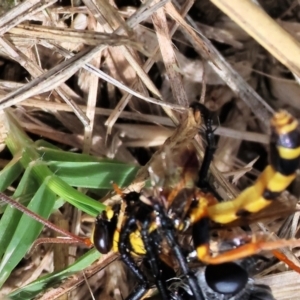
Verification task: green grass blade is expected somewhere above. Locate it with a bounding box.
[0,110,140,294]
[35,139,62,150]
[47,161,139,188]
[0,183,56,287]
[36,146,111,162]
[0,167,39,257]
[0,158,23,192]
[45,174,105,216]
[3,111,107,216]
[8,249,101,300]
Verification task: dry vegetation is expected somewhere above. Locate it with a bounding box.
[0,0,300,299]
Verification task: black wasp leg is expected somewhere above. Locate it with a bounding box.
[119,216,149,300]
[141,218,170,300]
[190,102,217,190]
[198,117,216,189]
[153,203,205,300]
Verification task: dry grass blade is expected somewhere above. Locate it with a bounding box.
[0,0,300,299]
[0,0,57,35]
[256,271,300,300]
[211,0,300,78]
[36,252,119,300]
[167,1,273,129]
[152,2,188,106]
[0,37,90,126]
[104,0,194,133]
[8,25,137,46]
[0,46,92,108]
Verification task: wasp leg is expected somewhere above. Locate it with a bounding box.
[187,186,300,272]
[272,249,300,273]
[153,203,205,300]
[190,102,217,191]
[195,233,300,265]
[141,218,170,300]
[119,216,149,300]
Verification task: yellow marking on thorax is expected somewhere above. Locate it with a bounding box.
[112,230,120,253]
[130,230,146,255]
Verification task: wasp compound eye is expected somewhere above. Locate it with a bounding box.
[205,262,248,295]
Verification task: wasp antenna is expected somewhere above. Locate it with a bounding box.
[112,182,123,196]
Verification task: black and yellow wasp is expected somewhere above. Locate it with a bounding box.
[91,102,300,300]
